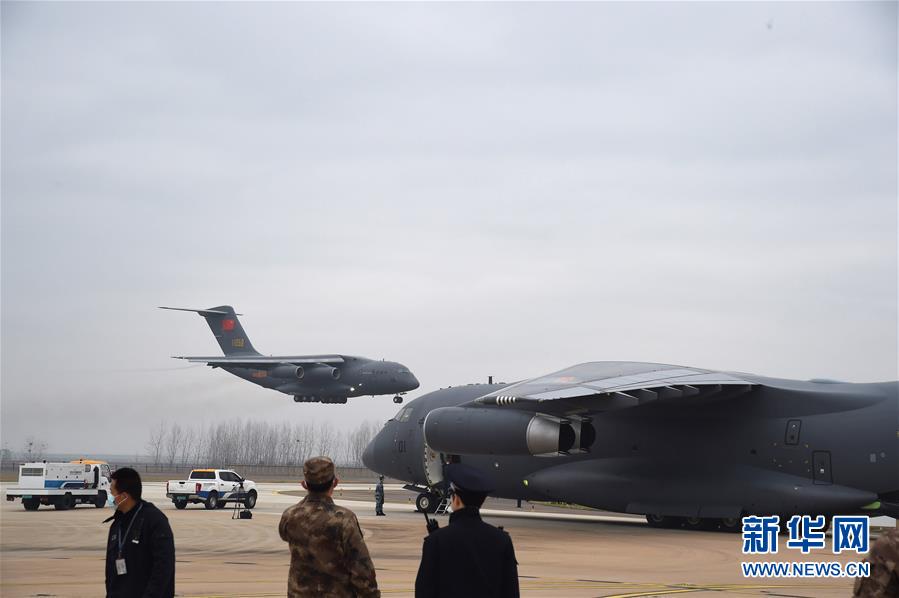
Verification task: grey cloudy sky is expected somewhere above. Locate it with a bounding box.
[2,2,896,455]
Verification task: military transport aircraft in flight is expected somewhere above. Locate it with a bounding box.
[363,361,898,531]
[161,305,419,404]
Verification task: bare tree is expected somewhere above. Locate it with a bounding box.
[145,422,166,465]
[165,423,184,466]
[347,421,378,467]
[22,436,48,462]
[315,422,336,458]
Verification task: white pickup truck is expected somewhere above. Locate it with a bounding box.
[165,469,257,510]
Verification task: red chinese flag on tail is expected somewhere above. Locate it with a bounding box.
[222,319,235,331]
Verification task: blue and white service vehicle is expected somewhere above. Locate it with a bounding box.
[166,469,257,510]
[6,460,112,510]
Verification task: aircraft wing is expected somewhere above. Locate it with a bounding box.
[173,355,345,367]
[469,361,756,415]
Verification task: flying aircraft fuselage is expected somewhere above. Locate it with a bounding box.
[220,357,419,402]
[363,363,899,528]
[162,305,419,404]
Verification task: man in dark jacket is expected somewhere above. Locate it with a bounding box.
[104,467,175,598]
[415,463,519,598]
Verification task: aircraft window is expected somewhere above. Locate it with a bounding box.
[397,407,413,422]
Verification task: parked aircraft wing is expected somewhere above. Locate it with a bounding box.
[469,361,755,414]
[174,355,345,367]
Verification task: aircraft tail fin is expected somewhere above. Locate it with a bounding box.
[159,305,260,356]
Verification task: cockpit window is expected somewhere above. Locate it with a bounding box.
[397,368,410,374]
[396,407,413,422]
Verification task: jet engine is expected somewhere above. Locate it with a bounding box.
[423,407,587,456]
[301,365,341,381]
[271,364,305,379]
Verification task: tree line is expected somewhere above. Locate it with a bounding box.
[144,419,382,468]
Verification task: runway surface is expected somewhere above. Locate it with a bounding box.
[1,481,879,597]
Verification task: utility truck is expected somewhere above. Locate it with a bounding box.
[6,460,112,510]
[166,469,257,510]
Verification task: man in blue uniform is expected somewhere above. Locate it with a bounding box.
[414,463,519,598]
[375,475,386,516]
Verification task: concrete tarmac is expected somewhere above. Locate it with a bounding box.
[1,481,874,597]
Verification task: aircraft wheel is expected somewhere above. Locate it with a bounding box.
[393,395,403,404]
[645,514,678,529]
[94,491,107,508]
[23,498,40,511]
[244,490,257,510]
[416,492,438,513]
[684,516,715,531]
[719,517,741,533]
[293,396,302,403]
[204,491,219,510]
[174,500,187,510]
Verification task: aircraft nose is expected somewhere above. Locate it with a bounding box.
[362,440,376,471]
[408,373,420,391]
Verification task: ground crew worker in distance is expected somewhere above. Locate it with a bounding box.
[104,467,175,598]
[415,463,520,598]
[279,456,380,598]
[375,475,386,516]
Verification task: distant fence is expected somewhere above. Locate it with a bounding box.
[0,461,380,482]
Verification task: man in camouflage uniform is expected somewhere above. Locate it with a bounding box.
[853,528,899,597]
[279,456,380,598]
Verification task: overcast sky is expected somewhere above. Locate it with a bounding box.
[2,2,896,456]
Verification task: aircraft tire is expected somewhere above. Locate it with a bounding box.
[645,514,679,529]
[95,491,107,508]
[416,493,438,513]
[174,500,187,510]
[684,517,715,531]
[23,498,40,511]
[393,395,403,404]
[204,491,219,510]
[244,490,257,509]
[719,517,741,533]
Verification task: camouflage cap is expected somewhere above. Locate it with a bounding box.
[303,456,335,486]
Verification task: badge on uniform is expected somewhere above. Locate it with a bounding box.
[115,558,127,575]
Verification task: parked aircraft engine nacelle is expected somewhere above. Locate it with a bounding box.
[271,364,305,380]
[423,407,581,456]
[327,366,341,380]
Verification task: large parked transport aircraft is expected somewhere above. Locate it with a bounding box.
[363,361,898,530]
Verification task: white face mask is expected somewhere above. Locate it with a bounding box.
[108,492,128,509]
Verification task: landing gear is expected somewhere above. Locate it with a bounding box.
[684,516,715,531]
[719,517,741,533]
[645,514,680,529]
[416,492,439,513]
[393,395,403,404]
[294,395,319,403]
[646,514,743,532]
